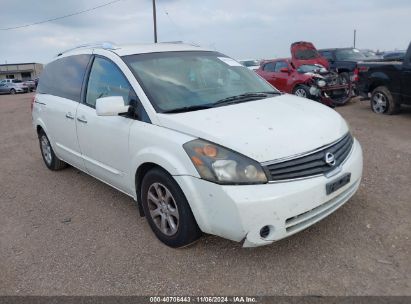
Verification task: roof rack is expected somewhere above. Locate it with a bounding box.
[57,41,117,56]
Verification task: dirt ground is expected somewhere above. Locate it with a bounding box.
[0,93,410,296]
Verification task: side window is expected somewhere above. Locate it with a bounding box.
[85,57,136,108]
[274,61,288,72]
[37,54,91,101]
[263,62,276,72]
[405,47,411,64]
[320,51,333,61]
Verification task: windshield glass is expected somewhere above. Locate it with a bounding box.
[12,80,22,83]
[297,64,326,73]
[122,51,277,113]
[335,49,366,61]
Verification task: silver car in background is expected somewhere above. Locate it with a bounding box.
[0,79,29,94]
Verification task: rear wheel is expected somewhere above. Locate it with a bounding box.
[141,168,202,248]
[371,86,399,115]
[38,130,68,170]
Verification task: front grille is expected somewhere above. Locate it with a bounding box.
[264,133,353,181]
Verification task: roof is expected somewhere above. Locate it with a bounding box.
[318,48,356,52]
[0,69,35,74]
[113,43,209,56]
[0,62,40,66]
[60,42,210,58]
[262,58,291,63]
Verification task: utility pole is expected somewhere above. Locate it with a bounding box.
[152,0,158,43]
[353,29,356,48]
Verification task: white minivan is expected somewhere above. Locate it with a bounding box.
[32,43,363,247]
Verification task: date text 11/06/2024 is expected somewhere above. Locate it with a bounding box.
[149,296,258,303]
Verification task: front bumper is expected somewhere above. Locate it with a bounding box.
[175,139,363,247]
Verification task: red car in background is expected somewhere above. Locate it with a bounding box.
[256,58,351,106]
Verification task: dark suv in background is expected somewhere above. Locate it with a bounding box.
[317,48,375,96]
[318,48,368,78]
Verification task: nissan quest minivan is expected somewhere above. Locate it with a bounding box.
[32,43,363,247]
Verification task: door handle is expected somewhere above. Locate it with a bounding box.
[65,112,74,119]
[77,116,87,124]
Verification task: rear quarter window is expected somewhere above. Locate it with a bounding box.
[37,54,91,102]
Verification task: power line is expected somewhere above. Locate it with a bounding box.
[0,0,123,31]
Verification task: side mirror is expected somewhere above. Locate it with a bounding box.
[280,67,290,73]
[96,96,129,116]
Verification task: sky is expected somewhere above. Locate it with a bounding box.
[0,0,410,64]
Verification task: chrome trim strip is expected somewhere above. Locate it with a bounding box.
[266,135,355,184]
[261,132,350,167]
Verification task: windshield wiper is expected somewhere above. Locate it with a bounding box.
[161,104,214,114]
[213,92,279,107]
[161,91,281,113]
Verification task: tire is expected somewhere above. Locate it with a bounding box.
[292,85,310,98]
[331,72,351,106]
[141,167,202,248]
[10,89,16,95]
[38,130,68,170]
[370,86,399,115]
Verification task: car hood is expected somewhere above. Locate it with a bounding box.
[156,95,349,163]
[291,41,330,69]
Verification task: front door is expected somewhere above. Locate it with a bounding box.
[260,62,280,89]
[272,61,290,92]
[76,56,137,194]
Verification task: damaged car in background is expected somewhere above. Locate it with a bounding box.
[257,58,351,107]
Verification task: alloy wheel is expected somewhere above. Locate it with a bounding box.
[40,135,52,165]
[147,182,179,236]
[372,92,387,113]
[294,88,307,97]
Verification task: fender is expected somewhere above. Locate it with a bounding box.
[128,122,200,201]
[131,146,199,181]
[33,117,58,152]
[369,71,391,86]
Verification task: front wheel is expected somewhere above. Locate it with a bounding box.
[292,85,310,99]
[10,89,16,95]
[141,168,202,248]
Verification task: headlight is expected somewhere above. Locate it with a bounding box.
[317,80,326,87]
[183,139,268,185]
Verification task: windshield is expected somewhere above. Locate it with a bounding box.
[240,60,260,67]
[297,64,326,73]
[294,49,320,60]
[12,80,22,83]
[335,49,366,61]
[122,51,277,113]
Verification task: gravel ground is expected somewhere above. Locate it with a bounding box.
[0,93,410,296]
